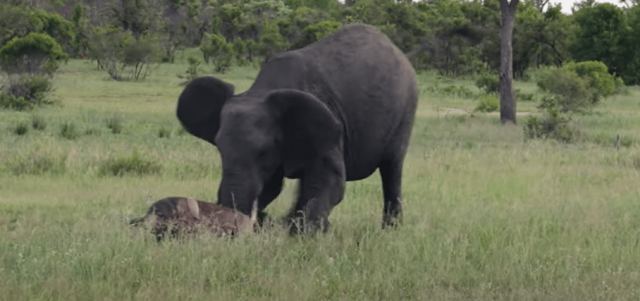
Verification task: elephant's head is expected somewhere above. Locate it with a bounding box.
[176,77,342,214]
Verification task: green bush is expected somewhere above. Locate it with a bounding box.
[98,154,161,177]
[0,32,67,75]
[564,61,620,100]
[535,67,593,113]
[88,27,160,81]
[0,75,54,110]
[475,73,500,94]
[200,33,234,73]
[534,61,621,113]
[177,57,202,85]
[0,33,63,111]
[474,94,499,112]
[523,111,579,143]
[298,20,341,47]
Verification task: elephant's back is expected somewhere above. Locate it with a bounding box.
[300,24,418,180]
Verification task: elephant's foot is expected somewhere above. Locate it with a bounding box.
[382,198,403,228]
[287,211,330,235]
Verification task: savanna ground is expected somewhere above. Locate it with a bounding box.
[1,54,640,300]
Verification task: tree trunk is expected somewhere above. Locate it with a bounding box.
[499,0,519,124]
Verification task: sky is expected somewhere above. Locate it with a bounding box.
[553,0,625,13]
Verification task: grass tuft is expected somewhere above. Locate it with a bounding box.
[30,115,46,130]
[59,122,79,140]
[12,121,29,136]
[105,115,124,134]
[98,153,162,177]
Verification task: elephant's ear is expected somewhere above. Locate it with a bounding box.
[266,89,342,171]
[176,76,235,145]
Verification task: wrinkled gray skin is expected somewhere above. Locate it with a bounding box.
[177,24,417,233]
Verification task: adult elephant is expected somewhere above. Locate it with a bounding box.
[177,24,417,233]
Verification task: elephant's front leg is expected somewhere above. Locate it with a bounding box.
[288,152,346,234]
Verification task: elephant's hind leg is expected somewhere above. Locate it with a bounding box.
[379,157,405,228]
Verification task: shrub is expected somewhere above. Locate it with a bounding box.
[534,61,621,113]
[59,122,79,140]
[105,116,123,134]
[564,61,619,100]
[1,75,54,110]
[0,32,63,110]
[200,33,234,73]
[474,94,499,112]
[0,93,31,110]
[535,67,593,113]
[13,121,29,136]
[0,32,67,75]
[177,57,202,85]
[297,20,341,47]
[88,27,160,81]
[31,114,46,130]
[475,73,500,94]
[98,154,161,177]
[523,111,579,143]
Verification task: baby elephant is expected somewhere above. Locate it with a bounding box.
[130,196,256,240]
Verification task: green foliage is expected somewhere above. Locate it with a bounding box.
[200,33,234,73]
[177,57,202,85]
[564,61,620,99]
[571,4,627,82]
[622,5,640,85]
[0,32,67,75]
[523,111,579,143]
[513,4,570,76]
[474,94,499,112]
[0,4,74,51]
[298,20,341,47]
[535,67,593,113]
[475,73,499,94]
[0,75,54,110]
[535,61,620,113]
[98,153,162,177]
[259,21,287,59]
[88,27,160,81]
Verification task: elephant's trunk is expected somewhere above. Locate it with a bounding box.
[217,169,262,215]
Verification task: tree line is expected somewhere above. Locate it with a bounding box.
[2,0,640,83]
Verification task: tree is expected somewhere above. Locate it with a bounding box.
[571,4,626,77]
[499,0,519,124]
[0,32,67,110]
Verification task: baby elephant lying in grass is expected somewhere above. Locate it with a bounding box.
[130,196,257,240]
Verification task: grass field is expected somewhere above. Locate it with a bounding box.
[1,57,640,300]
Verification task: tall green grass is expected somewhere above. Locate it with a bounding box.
[1,58,640,300]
